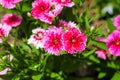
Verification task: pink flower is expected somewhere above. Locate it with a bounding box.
[0,24,11,43]
[106,30,120,56]
[52,0,74,7]
[0,68,11,75]
[31,0,63,24]
[95,50,106,60]
[28,27,45,49]
[58,20,77,29]
[1,14,22,27]
[0,0,22,9]
[62,27,87,54]
[113,15,120,30]
[43,26,64,55]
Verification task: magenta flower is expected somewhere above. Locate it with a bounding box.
[1,14,22,27]
[28,27,45,49]
[106,30,120,56]
[52,0,74,7]
[113,15,120,30]
[62,27,87,54]
[0,24,11,43]
[0,0,22,9]
[31,0,63,24]
[43,26,64,55]
[95,50,106,60]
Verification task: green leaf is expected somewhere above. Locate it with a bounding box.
[89,55,100,63]
[32,74,43,80]
[98,72,106,79]
[107,19,116,33]
[111,71,120,80]
[20,43,31,51]
[50,72,64,80]
[22,3,31,12]
[91,40,107,50]
[83,49,96,57]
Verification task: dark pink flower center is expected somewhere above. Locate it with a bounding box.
[0,28,5,38]
[53,39,59,44]
[34,35,42,40]
[71,36,76,43]
[38,2,50,13]
[8,15,17,23]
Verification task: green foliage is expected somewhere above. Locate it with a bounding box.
[107,19,116,33]
[111,71,120,80]
[0,0,120,80]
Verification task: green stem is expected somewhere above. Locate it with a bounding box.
[41,54,50,72]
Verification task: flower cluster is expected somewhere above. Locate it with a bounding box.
[28,21,87,55]
[31,0,74,24]
[0,13,22,43]
[95,14,120,59]
[0,0,22,9]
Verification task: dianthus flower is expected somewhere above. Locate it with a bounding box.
[43,26,64,55]
[58,20,77,29]
[0,0,22,9]
[28,27,45,49]
[113,15,120,30]
[1,14,22,27]
[0,24,11,43]
[95,50,106,60]
[106,30,120,56]
[62,27,87,54]
[52,0,74,7]
[31,0,63,24]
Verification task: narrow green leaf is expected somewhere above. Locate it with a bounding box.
[91,40,107,50]
[89,55,100,63]
[83,49,96,57]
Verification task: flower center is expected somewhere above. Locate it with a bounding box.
[71,36,76,43]
[40,6,45,11]
[53,39,58,44]
[116,41,120,45]
[34,35,42,40]
[8,16,17,23]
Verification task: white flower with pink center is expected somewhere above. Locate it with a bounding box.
[28,27,45,49]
